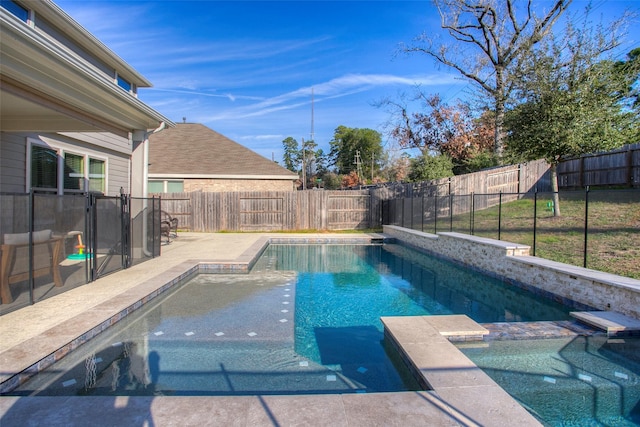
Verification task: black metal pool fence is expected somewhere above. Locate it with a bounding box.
[381,188,640,273]
[0,192,162,314]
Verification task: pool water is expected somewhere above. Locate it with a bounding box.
[9,243,573,398]
[457,336,640,426]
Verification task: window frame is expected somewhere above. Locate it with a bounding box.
[27,140,60,193]
[27,138,109,195]
[88,156,107,194]
[147,179,184,193]
[63,150,86,193]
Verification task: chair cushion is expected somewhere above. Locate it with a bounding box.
[3,229,52,245]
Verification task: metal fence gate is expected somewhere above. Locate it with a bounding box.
[0,192,162,315]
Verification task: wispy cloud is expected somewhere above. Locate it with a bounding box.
[148,87,263,102]
[161,36,335,66]
[206,73,460,120]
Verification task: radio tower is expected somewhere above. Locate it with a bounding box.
[310,87,315,143]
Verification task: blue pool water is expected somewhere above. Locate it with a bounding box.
[458,336,640,426]
[10,244,577,400]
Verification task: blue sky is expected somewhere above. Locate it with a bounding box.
[56,0,640,164]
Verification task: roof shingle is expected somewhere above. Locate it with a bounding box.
[148,123,298,178]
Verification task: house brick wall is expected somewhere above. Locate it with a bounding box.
[383,225,640,319]
[183,179,295,192]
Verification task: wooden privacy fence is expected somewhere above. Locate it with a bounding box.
[370,159,551,202]
[152,148,639,233]
[154,160,550,232]
[557,143,640,188]
[156,190,376,232]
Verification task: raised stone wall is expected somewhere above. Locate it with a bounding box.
[383,225,640,319]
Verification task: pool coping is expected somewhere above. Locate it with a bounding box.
[0,232,602,425]
[382,315,541,426]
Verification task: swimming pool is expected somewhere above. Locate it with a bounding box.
[457,336,640,426]
[8,243,574,398]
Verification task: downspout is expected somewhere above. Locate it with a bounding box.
[141,122,166,257]
[143,121,166,197]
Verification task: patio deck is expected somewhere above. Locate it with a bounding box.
[0,233,540,426]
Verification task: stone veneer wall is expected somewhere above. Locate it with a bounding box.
[383,225,640,320]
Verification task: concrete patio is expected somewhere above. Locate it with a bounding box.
[0,232,541,426]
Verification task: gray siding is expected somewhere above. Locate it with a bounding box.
[0,131,131,195]
[59,132,131,156]
[0,132,27,193]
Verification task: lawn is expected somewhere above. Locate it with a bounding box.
[421,190,640,279]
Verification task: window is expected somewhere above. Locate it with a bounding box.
[148,180,184,193]
[88,158,105,193]
[28,140,107,194]
[148,181,164,193]
[117,75,131,92]
[167,180,184,192]
[31,145,58,191]
[1,0,28,22]
[64,152,84,191]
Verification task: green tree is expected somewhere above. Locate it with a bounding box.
[613,47,640,124]
[319,171,341,190]
[404,0,571,157]
[329,126,383,182]
[505,22,639,215]
[300,138,318,189]
[282,137,300,173]
[407,154,454,182]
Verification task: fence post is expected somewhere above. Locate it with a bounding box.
[410,197,414,230]
[470,193,474,235]
[533,189,538,257]
[498,191,502,240]
[583,186,590,268]
[28,191,34,304]
[434,193,438,234]
[421,195,425,232]
[153,196,158,257]
[120,192,127,268]
[90,194,98,282]
[84,193,91,284]
[449,193,453,232]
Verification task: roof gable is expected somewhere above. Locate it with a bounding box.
[148,123,298,178]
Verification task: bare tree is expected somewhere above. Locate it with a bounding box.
[404,0,571,157]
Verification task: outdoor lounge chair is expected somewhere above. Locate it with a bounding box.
[0,229,64,304]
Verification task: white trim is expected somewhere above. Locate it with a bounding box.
[148,174,298,180]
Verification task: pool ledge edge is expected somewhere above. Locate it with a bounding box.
[382,315,543,427]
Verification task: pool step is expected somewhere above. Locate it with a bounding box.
[570,311,640,336]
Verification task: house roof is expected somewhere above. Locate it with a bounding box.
[148,123,299,180]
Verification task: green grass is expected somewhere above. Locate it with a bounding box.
[418,192,640,279]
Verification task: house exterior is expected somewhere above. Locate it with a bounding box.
[0,0,173,197]
[148,123,299,192]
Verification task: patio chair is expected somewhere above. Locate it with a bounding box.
[1,229,64,304]
[161,211,178,243]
